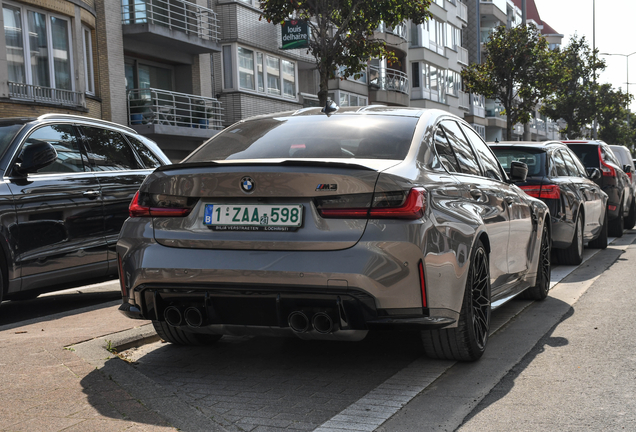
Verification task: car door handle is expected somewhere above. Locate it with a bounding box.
[504,197,515,206]
[470,189,482,199]
[83,190,101,199]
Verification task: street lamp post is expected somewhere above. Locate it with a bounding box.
[600,51,636,129]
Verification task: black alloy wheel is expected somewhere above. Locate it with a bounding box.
[555,213,583,265]
[421,240,491,362]
[522,222,551,301]
[609,203,625,238]
[625,198,636,230]
[588,210,608,249]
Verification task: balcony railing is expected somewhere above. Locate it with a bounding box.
[457,1,468,23]
[458,46,469,65]
[121,0,219,42]
[376,21,407,40]
[8,82,85,107]
[368,66,409,94]
[127,88,223,130]
[458,90,470,110]
[470,94,486,118]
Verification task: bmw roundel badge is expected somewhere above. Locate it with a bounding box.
[240,176,255,193]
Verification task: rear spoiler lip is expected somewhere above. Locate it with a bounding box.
[154,159,385,173]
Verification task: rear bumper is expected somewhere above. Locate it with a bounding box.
[118,284,456,334]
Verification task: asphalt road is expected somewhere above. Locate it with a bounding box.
[3,233,634,432]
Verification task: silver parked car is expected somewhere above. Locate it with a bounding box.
[117,107,551,362]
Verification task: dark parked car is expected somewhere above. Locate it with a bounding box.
[490,142,608,265]
[564,140,634,236]
[609,145,636,213]
[117,107,551,362]
[0,114,170,303]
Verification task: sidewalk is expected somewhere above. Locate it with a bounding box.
[0,298,175,432]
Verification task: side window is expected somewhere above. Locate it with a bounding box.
[602,145,620,166]
[568,150,588,177]
[552,149,569,177]
[125,134,162,168]
[433,127,460,173]
[81,127,141,171]
[21,124,86,173]
[561,150,583,177]
[460,124,503,181]
[440,120,481,176]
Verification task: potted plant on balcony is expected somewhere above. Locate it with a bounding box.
[128,97,153,125]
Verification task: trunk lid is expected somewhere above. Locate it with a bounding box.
[144,159,400,251]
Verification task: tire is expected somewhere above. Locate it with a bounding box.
[609,203,624,238]
[555,212,583,265]
[152,320,222,346]
[521,222,551,301]
[421,240,491,362]
[625,198,636,230]
[588,210,608,249]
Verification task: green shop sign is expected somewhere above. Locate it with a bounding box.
[281,19,309,50]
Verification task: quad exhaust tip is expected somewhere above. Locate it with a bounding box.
[312,312,334,334]
[184,307,205,328]
[288,311,310,333]
[164,306,183,327]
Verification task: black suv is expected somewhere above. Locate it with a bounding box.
[0,114,170,302]
[564,140,634,236]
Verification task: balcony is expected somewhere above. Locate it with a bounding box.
[368,66,410,106]
[8,82,85,108]
[377,22,407,40]
[127,88,223,139]
[458,90,470,111]
[458,46,469,65]
[121,0,220,54]
[457,2,468,24]
[470,94,486,118]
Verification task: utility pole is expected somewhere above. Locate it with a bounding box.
[522,0,531,141]
[593,0,598,139]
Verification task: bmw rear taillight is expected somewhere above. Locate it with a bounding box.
[129,191,198,218]
[520,184,561,200]
[599,147,616,177]
[317,188,426,220]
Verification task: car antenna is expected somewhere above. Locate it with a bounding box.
[495,138,499,143]
[321,99,339,117]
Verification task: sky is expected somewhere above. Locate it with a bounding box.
[533,0,636,111]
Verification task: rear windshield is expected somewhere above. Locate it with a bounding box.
[491,147,546,176]
[566,144,599,168]
[185,115,419,162]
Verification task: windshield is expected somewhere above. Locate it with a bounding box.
[491,147,546,176]
[0,123,25,158]
[185,115,419,162]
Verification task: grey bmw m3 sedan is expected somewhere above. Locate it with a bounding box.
[117,106,551,362]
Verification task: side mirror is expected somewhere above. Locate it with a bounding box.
[509,161,528,182]
[14,140,58,176]
[587,167,601,180]
[623,164,632,174]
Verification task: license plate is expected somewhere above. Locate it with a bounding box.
[204,204,303,231]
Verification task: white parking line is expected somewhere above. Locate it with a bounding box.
[314,236,624,432]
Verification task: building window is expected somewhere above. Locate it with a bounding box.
[446,70,461,96]
[238,47,255,90]
[83,27,94,95]
[3,4,74,91]
[233,46,297,100]
[329,90,367,107]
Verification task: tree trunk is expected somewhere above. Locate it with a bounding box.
[318,68,329,107]
[506,118,513,141]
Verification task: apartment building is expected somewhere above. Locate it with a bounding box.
[0,0,563,162]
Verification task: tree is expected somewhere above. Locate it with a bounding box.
[259,0,432,106]
[541,35,606,139]
[597,84,633,146]
[461,24,556,141]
